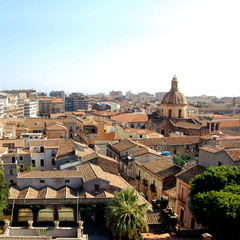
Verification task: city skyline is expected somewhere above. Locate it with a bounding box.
[1,0,240,97]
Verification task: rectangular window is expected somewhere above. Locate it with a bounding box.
[180,209,185,224]
[9,169,13,175]
[157,146,162,151]
[40,159,44,167]
[163,146,167,150]
[32,160,35,167]
[12,157,16,163]
[40,180,45,183]
[95,184,100,192]
[191,217,195,229]
[52,159,55,165]
[65,180,70,183]
[10,180,14,184]
[181,187,186,202]
[20,156,23,161]
[19,164,24,172]
[40,146,44,153]
[218,162,222,166]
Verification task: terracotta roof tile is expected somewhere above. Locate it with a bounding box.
[173,122,201,130]
[141,158,181,179]
[57,139,75,158]
[176,164,206,185]
[46,122,68,131]
[133,136,200,146]
[76,163,96,181]
[81,152,98,162]
[162,185,176,198]
[225,148,240,162]
[200,146,223,153]
[0,147,8,154]
[112,113,148,123]
[133,147,161,157]
[30,139,60,147]
[0,139,25,148]
[9,187,20,199]
[220,141,240,148]
[111,139,137,152]
[220,120,240,128]
[18,170,81,178]
[9,186,77,199]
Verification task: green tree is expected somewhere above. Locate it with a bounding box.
[189,166,240,240]
[105,188,150,240]
[0,170,9,217]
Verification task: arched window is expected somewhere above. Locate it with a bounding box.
[58,207,74,222]
[179,109,182,118]
[38,208,54,221]
[18,208,33,222]
[168,109,172,118]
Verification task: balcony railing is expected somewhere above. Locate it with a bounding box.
[142,178,149,186]
[177,194,187,203]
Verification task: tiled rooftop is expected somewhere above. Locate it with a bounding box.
[176,164,206,185]
[111,113,148,123]
[200,146,223,153]
[225,148,240,161]
[111,139,137,152]
[141,158,181,179]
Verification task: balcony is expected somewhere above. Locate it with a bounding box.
[150,184,156,193]
[142,178,149,186]
[177,194,186,203]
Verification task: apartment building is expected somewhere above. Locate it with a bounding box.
[23,99,38,118]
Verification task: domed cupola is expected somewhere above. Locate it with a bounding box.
[161,75,188,118]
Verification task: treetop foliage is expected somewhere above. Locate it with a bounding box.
[0,170,9,217]
[189,165,240,239]
[105,188,150,240]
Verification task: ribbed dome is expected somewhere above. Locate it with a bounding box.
[161,75,187,105]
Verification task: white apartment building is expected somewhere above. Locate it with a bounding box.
[24,99,38,118]
[0,93,8,117]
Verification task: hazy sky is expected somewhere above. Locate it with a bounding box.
[0,0,239,97]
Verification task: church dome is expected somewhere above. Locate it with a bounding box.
[161,75,187,105]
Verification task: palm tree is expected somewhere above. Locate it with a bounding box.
[105,188,150,240]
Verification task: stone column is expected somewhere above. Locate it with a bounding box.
[28,220,33,228]
[3,220,10,234]
[54,220,59,229]
[202,233,212,240]
[77,220,84,238]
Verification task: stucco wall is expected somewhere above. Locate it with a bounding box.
[17,177,83,189]
[198,149,240,168]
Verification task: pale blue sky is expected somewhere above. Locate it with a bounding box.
[0,0,239,96]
